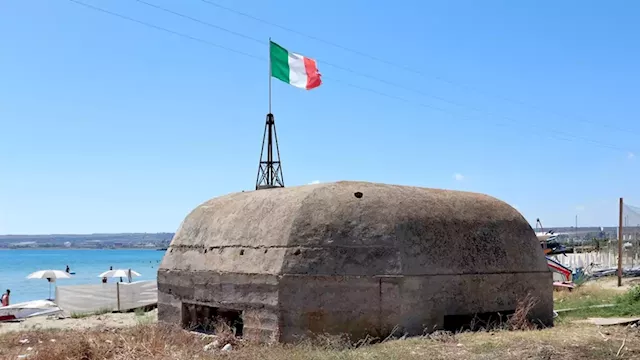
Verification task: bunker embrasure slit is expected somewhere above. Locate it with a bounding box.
[443,310,515,332]
[181,303,244,337]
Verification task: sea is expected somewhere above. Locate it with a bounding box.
[0,249,165,304]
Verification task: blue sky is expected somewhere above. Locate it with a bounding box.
[1,0,639,234]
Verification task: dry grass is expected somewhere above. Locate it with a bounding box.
[554,284,618,310]
[1,322,639,360]
[1,290,639,359]
[507,293,539,330]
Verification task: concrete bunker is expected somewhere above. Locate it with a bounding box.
[158,181,552,342]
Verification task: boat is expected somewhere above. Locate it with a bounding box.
[546,256,572,282]
[535,218,576,290]
[0,300,62,322]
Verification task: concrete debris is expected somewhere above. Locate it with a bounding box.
[587,268,640,279]
[578,317,640,326]
[203,340,220,352]
[221,343,232,351]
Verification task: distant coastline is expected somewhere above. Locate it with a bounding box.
[0,247,167,251]
[0,232,173,250]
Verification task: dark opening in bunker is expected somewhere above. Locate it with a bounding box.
[181,303,244,337]
[443,310,514,332]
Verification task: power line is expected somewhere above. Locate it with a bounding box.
[133,0,263,45]
[133,0,464,109]
[134,0,460,111]
[65,0,635,154]
[67,0,262,61]
[197,0,640,136]
[197,0,419,74]
[129,0,636,152]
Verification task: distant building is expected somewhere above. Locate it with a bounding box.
[80,240,103,248]
[63,241,72,248]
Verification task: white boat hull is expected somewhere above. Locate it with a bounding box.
[0,300,62,322]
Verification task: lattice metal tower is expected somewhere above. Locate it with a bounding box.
[255,113,284,190]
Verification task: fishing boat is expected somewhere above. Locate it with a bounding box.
[535,218,576,290]
[0,300,62,322]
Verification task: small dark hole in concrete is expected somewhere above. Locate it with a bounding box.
[443,311,514,332]
[240,249,245,255]
[354,191,363,198]
[264,249,268,253]
[294,249,301,255]
[182,303,243,337]
[204,249,208,254]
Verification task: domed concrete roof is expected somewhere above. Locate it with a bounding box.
[161,181,546,276]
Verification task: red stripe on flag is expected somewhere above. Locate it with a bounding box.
[303,57,321,90]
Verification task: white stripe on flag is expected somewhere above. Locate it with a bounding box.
[288,52,308,89]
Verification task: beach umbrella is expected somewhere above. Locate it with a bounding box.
[98,269,141,283]
[26,270,72,300]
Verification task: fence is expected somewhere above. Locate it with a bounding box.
[55,280,157,315]
[551,250,640,272]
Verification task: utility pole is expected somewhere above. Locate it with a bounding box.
[618,198,624,287]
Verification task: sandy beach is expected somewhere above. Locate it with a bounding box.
[0,309,157,334]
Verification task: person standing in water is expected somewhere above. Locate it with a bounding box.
[1,289,10,307]
[65,265,70,273]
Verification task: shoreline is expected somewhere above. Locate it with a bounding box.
[0,248,166,251]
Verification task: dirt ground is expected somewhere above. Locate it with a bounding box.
[0,309,157,334]
[593,276,640,292]
[0,320,639,360]
[2,279,640,359]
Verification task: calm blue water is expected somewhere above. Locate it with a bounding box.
[0,249,165,303]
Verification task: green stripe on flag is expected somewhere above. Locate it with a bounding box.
[270,41,290,84]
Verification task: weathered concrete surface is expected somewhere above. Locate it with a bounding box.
[158,181,553,342]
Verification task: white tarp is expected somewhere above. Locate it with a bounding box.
[118,281,157,311]
[55,281,157,315]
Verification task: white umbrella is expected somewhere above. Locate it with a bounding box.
[26,270,72,300]
[98,269,141,283]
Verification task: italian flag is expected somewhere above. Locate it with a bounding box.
[270,41,322,90]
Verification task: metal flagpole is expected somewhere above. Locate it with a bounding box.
[268,37,272,114]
